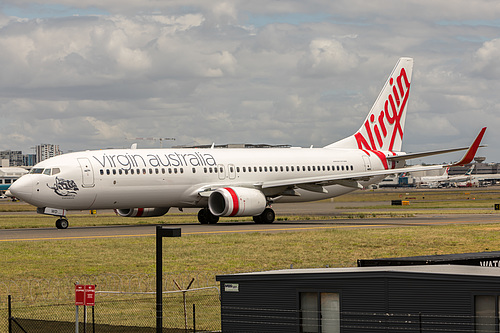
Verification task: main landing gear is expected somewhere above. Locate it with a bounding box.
[198,208,220,224]
[55,217,69,229]
[253,208,275,224]
[197,207,276,224]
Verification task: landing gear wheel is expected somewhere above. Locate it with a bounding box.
[253,215,263,224]
[197,208,219,224]
[56,218,69,229]
[254,208,275,224]
[198,209,209,224]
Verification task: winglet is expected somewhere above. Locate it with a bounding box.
[452,127,486,166]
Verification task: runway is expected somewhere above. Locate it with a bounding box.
[1,213,499,242]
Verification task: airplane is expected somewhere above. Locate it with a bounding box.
[9,57,487,229]
[417,165,475,188]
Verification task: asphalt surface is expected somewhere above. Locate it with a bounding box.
[1,201,499,242]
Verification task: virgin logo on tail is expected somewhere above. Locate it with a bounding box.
[355,67,411,168]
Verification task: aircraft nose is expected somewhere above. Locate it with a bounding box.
[9,176,33,202]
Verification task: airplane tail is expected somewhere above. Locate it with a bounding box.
[465,164,475,175]
[325,57,414,152]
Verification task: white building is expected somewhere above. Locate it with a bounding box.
[36,144,61,163]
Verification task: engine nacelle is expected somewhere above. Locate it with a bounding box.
[115,207,170,217]
[208,187,266,217]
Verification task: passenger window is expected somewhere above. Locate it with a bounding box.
[119,169,123,175]
[106,169,110,175]
[192,168,196,173]
[131,169,135,175]
[100,170,104,175]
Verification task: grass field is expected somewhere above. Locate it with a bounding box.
[1,187,500,282]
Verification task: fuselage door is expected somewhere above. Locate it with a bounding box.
[78,157,95,188]
[362,155,372,171]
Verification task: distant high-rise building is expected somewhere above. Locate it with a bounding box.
[0,150,24,166]
[23,154,36,167]
[36,144,61,163]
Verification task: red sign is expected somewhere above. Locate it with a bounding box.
[75,285,96,306]
[75,285,85,306]
[85,285,95,306]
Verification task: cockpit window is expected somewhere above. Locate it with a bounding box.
[30,168,44,174]
[52,168,61,175]
[43,169,51,175]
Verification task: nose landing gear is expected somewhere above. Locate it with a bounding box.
[36,207,69,229]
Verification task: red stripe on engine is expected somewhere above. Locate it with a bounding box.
[136,208,144,217]
[224,187,239,216]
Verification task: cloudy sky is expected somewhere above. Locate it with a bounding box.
[0,0,499,163]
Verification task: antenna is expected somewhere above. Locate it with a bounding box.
[133,137,175,148]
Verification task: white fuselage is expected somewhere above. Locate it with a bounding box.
[12,147,388,211]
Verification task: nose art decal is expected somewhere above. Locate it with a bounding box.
[47,177,79,197]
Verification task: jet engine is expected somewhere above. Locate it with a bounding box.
[115,207,170,217]
[208,187,266,217]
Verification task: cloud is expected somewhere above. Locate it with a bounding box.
[298,38,359,77]
[0,1,498,163]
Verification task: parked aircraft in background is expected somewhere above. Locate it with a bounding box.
[9,58,487,228]
[417,165,475,188]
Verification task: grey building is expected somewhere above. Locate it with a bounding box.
[0,150,24,167]
[217,265,500,332]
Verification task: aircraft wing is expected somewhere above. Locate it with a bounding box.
[198,127,486,195]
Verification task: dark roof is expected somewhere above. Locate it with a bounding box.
[358,251,500,266]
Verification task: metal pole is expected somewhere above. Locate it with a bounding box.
[156,226,163,333]
[8,295,12,333]
[75,306,79,333]
[156,226,181,333]
[193,303,196,333]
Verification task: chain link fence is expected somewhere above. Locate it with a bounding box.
[1,272,222,332]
